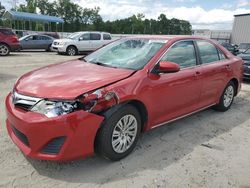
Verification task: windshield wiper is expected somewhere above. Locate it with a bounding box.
[90,61,117,68]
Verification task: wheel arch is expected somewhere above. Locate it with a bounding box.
[0,42,10,48]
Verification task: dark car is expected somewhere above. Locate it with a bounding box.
[220,42,239,55]
[0,28,21,56]
[238,43,250,54]
[238,48,250,80]
[19,34,54,51]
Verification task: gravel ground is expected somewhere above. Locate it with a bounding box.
[0,51,250,188]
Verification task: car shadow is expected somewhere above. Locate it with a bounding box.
[26,95,250,185]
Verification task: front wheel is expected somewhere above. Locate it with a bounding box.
[66,46,77,56]
[214,81,235,112]
[95,105,141,161]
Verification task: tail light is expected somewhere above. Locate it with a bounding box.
[10,36,19,43]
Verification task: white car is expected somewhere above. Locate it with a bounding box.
[52,31,112,56]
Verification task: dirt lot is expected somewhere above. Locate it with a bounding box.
[0,51,250,188]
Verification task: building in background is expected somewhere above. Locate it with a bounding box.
[192,29,231,43]
[231,13,250,45]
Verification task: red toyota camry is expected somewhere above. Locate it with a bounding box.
[5,36,243,161]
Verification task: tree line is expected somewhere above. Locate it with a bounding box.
[0,0,192,35]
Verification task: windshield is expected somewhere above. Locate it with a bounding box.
[67,33,81,39]
[84,38,167,70]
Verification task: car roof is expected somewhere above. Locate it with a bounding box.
[26,34,53,37]
[74,31,110,34]
[123,35,211,41]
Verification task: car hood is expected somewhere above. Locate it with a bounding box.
[54,38,73,43]
[14,60,135,99]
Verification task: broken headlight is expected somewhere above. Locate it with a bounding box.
[79,89,119,112]
[30,100,77,118]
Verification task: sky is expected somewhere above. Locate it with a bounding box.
[2,0,250,30]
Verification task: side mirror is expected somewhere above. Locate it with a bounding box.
[79,37,83,41]
[157,61,180,73]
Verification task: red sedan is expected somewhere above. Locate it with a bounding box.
[5,36,243,161]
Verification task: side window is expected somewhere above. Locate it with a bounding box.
[197,41,220,64]
[42,36,50,40]
[90,33,101,40]
[218,49,226,60]
[161,41,197,69]
[103,34,111,40]
[80,33,90,41]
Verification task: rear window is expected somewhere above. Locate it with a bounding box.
[0,29,15,36]
[103,34,111,40]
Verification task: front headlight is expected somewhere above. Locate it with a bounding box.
[30,100,77,118]
[59,42,66,46]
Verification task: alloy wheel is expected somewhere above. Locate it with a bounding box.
[68,48,76,56]
[223,85,234,107]
[111,114,138,154]
[0,44,9,56]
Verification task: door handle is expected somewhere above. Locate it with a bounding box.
[225,64,231,70]
[194,71,201,76]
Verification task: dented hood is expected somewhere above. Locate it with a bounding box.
[15,60,135,99]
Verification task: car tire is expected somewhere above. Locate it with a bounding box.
[214,81,235,112]
[66,46,77,56]
[95,104,141,161]
[0,43,10,56]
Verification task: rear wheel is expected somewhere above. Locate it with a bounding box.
[96,105,141,161]
[66,46,77,56]
[214,81,235,112]
[0,43,10,56]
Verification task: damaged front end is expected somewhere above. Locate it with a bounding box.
[77,88,119,113]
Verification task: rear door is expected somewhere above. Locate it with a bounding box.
[40,36,53,49]
[147,40,203,126]
[90,33,102,50]
[195,40,232,108]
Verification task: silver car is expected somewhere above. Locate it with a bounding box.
[19,34,54,51]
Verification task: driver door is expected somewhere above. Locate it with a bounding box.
[78,33,91,51]
[146,40,203,126]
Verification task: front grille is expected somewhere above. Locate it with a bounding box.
[41,137,66,155]
[244,65,250,74]
[12,92,41,111]
[11,126,29,147]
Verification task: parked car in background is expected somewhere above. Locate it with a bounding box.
[0,28,20,56]
[6,36,243,161]
[238,43,250,53]
[220,42,239,55]
[238,48,250,80]
[40,32,60,39]
[19,34,54,51]
[52,31,112,56]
